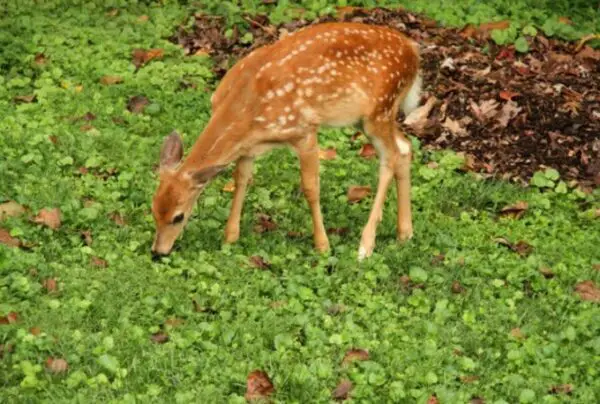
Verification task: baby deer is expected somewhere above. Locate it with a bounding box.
[151,22,422,260]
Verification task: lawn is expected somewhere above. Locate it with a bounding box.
[1,1,600,403]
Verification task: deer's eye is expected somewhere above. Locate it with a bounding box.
[172,213,185,224]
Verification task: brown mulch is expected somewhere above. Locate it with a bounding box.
[170,8,600,188]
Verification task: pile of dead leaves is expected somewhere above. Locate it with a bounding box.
[171,7,600,189]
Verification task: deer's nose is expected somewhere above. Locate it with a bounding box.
[151,250,169,261]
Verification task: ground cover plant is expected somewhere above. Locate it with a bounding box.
[1,0,600,403]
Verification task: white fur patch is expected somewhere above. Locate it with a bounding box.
[401,73,422,116]
[396,137,411,155]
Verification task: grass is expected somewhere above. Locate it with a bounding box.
[1,1,600,403]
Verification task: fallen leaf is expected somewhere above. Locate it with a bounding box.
[336,6,363,19]
[427,395,440,404]
[245,370,275,401]
[269,300,287,309]
[249,255,270,270]
[558,16,572,25]
[138,15,149,22]
[431,254,445,265]
[33,208,61,230]
[350,132,363,142]
[34,53,47,65]
[332,379,353,400]
[499,201,528,219]
[48,135,59,144]
[342,348,369,365]
[100,75,124,85]
[150,332,169,344]
[470,397,485,404]
[30,327,41,336]
[499,90,520,101]
[109,212,126,226]
[347,185,371,203]
[222,180,236,192]
[42,278,58,293]
[359,143,377,158]
[576,46,600,62]
[164,317,184,327]
[441,57,456,70]
[14,94,37,103]
[460,375,480,384]
[0,201,26,220]
[127,95,149,113]
[45,357,68,374]
[80,124,94,132]
[451,280,466,294]
[404,96,437,132]
[539,267,555,279]
[0,312,18,325]
[593,264,600,271]
[91,256,108,269]
[286,230,303,238]
[478,20,510,33]
[81,230,93,246]
[442,117,467,136]
[470,99,499,122]
[106,8,119,17]
[497,101,522,128]
[549,384,573,395]
[574,280,600,302]
[132,48,164,69]
[495,238,533,257]
[254,213,277,233]
[510,328,525,339]
[319,147,337,160]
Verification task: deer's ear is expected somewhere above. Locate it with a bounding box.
[159,131,183,170]
[189,165,227,186]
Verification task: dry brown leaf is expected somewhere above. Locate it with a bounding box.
[576,46,600,62]
[45,357,68,374]
[81,230,93,246]
[347,185,371,203]
[91,256,108,269]
[138,15,149,22]
[404,96,437,132]
[510,328,525,339]
[574,280,600,302]
[539,267,555,279]
[499,90,520,101]
[245,370,275,401]
[336,6,363,19]
[0,201,26,220]
[33,208,61,230]
[359,143,377,158]
[42,278,58,293]
[254,213,277,233]
[100,75,123,85]
[460,375,480,384]
[558,16,572,25]
[495,238,533,257]
[34,53,47,65]
[470,99,499,122]
[427,395,440,404]
[497,101,522,128]
[14,94,37,104]
[332,379,353,401]
[470,397,485,404]
[442,117,467,136]
[150,332,169,344]
[30,327,41,336]
[127,95,150,114]
[249,255,270,270]
[222,180,236,192]
[109,212,126,226]
[342,348,370,365]
[593,264,600,271]
[319,147,337,160]
[164,317,184,327]
[0,228,21,248]
[499,201,528,219]
[0,312,18,325]
[479,20,510,32]
[132,48,164,69]
[549,384,573,394]
[451,280,466,294]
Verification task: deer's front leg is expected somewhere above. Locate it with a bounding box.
[224,156,254,244]
[293,134,330,253]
